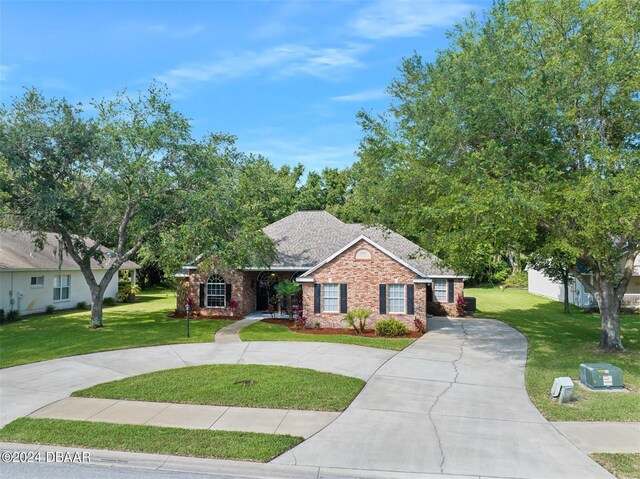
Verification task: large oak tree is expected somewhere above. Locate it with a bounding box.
[350,0,639,350]
[0,84,275,327]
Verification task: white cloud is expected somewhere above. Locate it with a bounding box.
[351,0,472,39]
[0,65,15,82]
[331,88,387,102]
[157,43,368,89]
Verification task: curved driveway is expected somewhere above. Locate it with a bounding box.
[0,317,612,479]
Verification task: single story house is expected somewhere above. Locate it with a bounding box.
[0,230,140,315]
[176,211,468,330]
[528,258,640,309]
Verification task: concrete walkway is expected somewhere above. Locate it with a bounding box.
[552,421,640,453]
[213,313,265,343]
[273,318,614,479]
[29,397,339,438]
[0,317,620,478]
[0,340,394,427]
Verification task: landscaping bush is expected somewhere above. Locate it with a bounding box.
[5,309,20,323]
[0,309,4,323]
[45,304,56,314]
[375,318,409,337]
[427,302,447,316]
[77,301,87,310]
[103,297,116,307]
[342,309,373,334]
[455,295,466,317]
[117,284,141,303]
[502,271,528,289]
[295,316,307,330]
[414,317,427,333]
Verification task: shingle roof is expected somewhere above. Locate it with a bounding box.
[262,211,460,277]
[0,230,140,271]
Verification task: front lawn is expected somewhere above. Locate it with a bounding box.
[239,320,415,351]
[468,288,639,421]
[591,453,640,479]
[0,418,301,462]
[73,364,365,411]
[0,288,233,369]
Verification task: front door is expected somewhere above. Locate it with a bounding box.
[257,283,272,311]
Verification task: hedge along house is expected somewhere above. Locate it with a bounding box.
[0,230,140,316]
[176,211,467,330]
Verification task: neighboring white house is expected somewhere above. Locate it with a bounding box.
[0,231,139,315]
[528,257,640,309]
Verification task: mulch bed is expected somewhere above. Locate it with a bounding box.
[262,318,423,338]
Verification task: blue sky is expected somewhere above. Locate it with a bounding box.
[1,0,491,171]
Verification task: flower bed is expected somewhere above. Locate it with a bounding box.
[262,318,423,338]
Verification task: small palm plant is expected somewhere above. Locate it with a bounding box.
[342,308,373,334]
[274,280,301,321]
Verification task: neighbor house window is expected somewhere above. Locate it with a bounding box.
[206,274,225,307]
[388,284,405,313]
[31,276,44,288]
[322,284,339,312]
[53,275,70,301]
[433,279,448,302]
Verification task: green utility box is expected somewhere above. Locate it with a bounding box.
[580,363,624,389]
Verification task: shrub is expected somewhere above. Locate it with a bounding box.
[455,295,466,317]
[45,304,56,314]
[117,284,141,303]
[76,301,87,310]
[342,308,373,334]
[427,302,447,316]
[228,299,239,311]
[375,318,409,337]
[0,309,4,323]
[103,297,116,307]
[414,317,427,333]
[6,309,20,323]
[295,316,307,330]
[502,271,528,289]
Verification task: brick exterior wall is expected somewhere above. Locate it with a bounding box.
[177,269,302,318]
[301,239,430,331]
[429,279,465,316]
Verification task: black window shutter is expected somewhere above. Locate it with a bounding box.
[226,283,232,304]
[199,283,205,307]
[447,279,454,303]
[379,284,387,314]
[427,284,433,302]
[340,284,348,313]
[406,284,414,314]
[314,284,321,313]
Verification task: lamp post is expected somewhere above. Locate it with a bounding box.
[185,302,191,338]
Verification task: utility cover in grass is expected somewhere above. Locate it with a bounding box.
[73,364,365,411]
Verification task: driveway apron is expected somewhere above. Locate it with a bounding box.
[272,317,613,479]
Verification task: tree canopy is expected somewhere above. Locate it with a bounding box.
[347,0,639,350]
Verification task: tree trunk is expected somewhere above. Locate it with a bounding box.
[89,286,105,328]
[562,273,570,314]
[597,283,623,351]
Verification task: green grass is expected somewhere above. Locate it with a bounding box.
[468,287,639,421]
[73,364,365,411]
[591,454,640,479]
[239,321,415,351]
[0,288,233,369]
[0,418,301,462]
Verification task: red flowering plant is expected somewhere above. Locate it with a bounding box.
[295,316,307,330]
[228,299,239,315]
[414,317,426,333]
[455,295,467,317]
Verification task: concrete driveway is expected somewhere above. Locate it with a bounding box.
[273,318,613,479]
[0,318,612,478]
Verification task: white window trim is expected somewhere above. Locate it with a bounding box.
[53,274,71,302]
[433,279,448,303]
[31,276,45,289]
[322,284,340,313]
[206,275,226,308]
[387,284,406,314]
